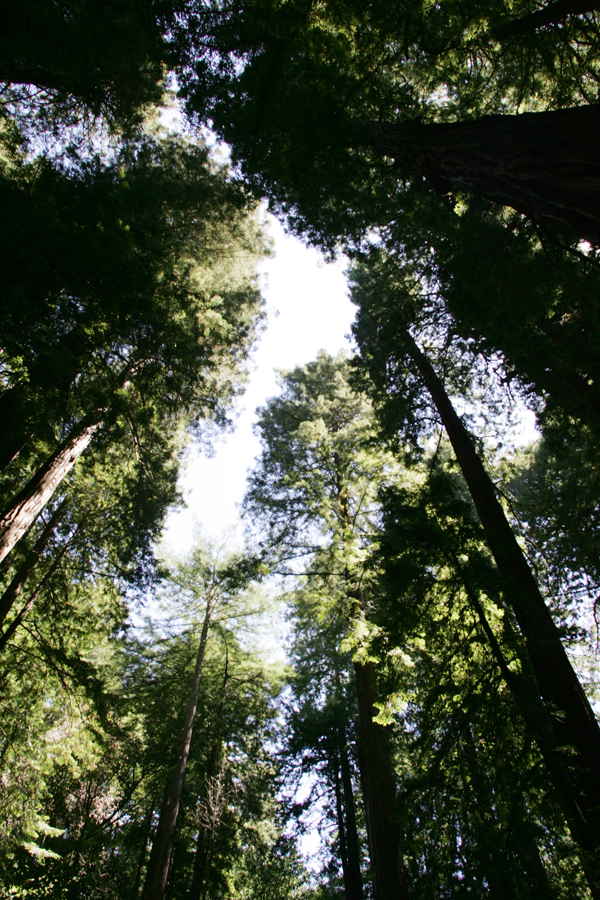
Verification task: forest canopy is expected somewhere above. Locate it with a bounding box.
[1,1,600,898]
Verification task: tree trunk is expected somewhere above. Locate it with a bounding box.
[404,328,600,893]
[0,417,99,565]
[493,0,600,39]
[142,597,214,900]
[364,104,600,245]
[0,388,34,471]
[0,531,74,652]
[0,498,67,628]
[339,732,364,900]
[354,660,407,900]
[0,325,95,471]
[133,802,155,899]
[188,659,230,900]
[334,766,351,890]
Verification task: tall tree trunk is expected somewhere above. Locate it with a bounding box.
[334,765,351,890]
[0,417,99,565]
[493,0,600,39]
[188,657,230,900]
[142,596,214,900]
[339,731,364,900]
[0,498,67,628]
[404,329,600,893]
[354,660,408,900]
[133,802,155,899]
[362,104,600,245]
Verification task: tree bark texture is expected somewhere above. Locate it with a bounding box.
[0,418,99,566]
[354,660,408,900]
[366,104,600,245]
[142,598,213,900]
[404,329,600,892]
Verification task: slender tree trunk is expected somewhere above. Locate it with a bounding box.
[354,660,407,900]
[339,732,364,900]
[493,0,600,39]
[0,531,74,652]
[0,417,99,565]
[188,658,230,900]
[404,329,600,892]
[334,765,351,889]
[189,823,210,900]
[133,802,155,899]
[0,498,67,628]
[142,596,214,900]
[0,388,34,470]
[362,104,600,245]
[0,325,94,471]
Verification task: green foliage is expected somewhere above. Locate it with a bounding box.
[373,454,591,897]
[0,0,167,138]
[171,0,600,249]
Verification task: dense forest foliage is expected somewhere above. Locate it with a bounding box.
[2,0,600,897]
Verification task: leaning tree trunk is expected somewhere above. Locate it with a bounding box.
[142,595,214,900]
[403,328,600,895]
[0,417,100,565]
[0,531,74,653]
[0,497,68,628]
[492,0,600,39]
[363,104,600,245]
[450,541,598,893]
[354,660,408,900]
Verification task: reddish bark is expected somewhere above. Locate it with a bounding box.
[0,418,99,565]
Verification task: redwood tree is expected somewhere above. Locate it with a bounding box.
[351,252,600,895]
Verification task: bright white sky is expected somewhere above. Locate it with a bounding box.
[164,215,356,552]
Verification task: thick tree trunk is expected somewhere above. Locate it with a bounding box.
[0,418,99,565]
[365,104,600,245]
[354,660,407,900]
[404,329,600,893]
[0,498,67,628]
[142,598,214,900]
[493,0,600,39]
